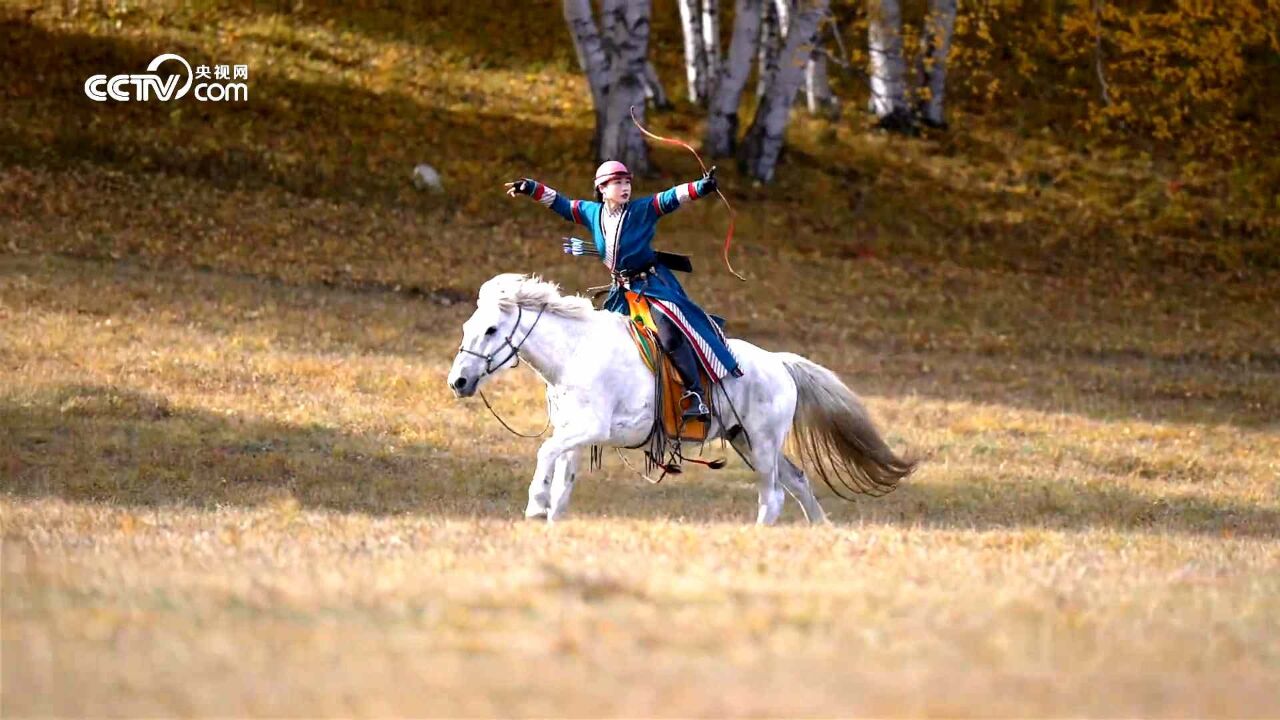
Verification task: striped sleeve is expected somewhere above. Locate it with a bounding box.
[530,181,587,225]
[651,177,713,217]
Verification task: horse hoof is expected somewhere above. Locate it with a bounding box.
[525,509,549,520]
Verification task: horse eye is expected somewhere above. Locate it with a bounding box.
[485,326,497,336]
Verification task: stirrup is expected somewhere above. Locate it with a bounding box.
[681,390,710,420]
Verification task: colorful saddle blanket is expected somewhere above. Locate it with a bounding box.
[624,291,711,443]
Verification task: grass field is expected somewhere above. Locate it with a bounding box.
[3,1,1280,717]
[4,251,1278,716]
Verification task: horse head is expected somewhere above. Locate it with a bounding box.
[447,273,592,398]
[446,274,529,398]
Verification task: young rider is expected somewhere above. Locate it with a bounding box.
[505,161,741,420]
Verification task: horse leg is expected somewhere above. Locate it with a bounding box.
[756,452,786,526]
[531,417,604,522]
[525,460,553,519]
[526,435,565,519]
[778,455,828,525]
[729,431,785,526]
[546,449,580,523]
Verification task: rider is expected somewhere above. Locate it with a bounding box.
[505,161,741,421]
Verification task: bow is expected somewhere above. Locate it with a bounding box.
[629,105,746,282]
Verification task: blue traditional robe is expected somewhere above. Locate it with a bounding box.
[527,178,742,381]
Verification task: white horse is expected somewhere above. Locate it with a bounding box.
[446,273,915,525]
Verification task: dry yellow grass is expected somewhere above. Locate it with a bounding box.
[3,1,1279,715]
[6,503,1278,717]
[3,252,1278,717]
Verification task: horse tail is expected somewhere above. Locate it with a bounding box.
[778,353,916,499]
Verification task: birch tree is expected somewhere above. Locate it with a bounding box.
[677,0,708,103]
[676,0,725,106]
[702,0,722,100]
[867,0,912,130]
[915,0,956,128]
[563,0,611,156]
[805,29,839,118]
[599,0,652,172]
[705,0,763,157]
[773,0,792,41]
[740,0,830,182]
[563,0,653,169]
[756,0,780,99]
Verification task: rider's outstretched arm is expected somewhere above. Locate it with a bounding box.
[651,172,717,217]
[508,178,593,227]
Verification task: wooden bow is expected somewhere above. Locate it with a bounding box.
[630,105,746,282]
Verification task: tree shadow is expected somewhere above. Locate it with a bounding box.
[0,381,779,525]
[232,0,580,71]
[3,382,1275,541]
[568,452,1280,540]
[0,383,522,517]
[0,18,590,206]
[819,478,1280,540]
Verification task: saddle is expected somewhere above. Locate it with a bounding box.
[624,291,712,443]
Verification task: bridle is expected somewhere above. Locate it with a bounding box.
[457,302,548,378]
[457,302,551,438]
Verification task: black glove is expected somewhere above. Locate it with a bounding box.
[510,178,535,196]
[701,166,718,194]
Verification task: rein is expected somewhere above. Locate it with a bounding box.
[478,390,550,438]
[459,302,552,438]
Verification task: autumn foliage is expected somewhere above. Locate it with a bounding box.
[0,0,1275,284]
[837,0,1279,159]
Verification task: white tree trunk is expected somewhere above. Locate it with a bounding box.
[773,0,791,40]
[701,0,722,100]
[563,0,611,155]
[805,47,838,118]
[706,0,763,157]
[600,0,652,171]
[563,0,609,107]
[867,0,912,130]
[915,0,956,128]
[755,0,780,98]
[740,0,830,182]
[677,0,708,104]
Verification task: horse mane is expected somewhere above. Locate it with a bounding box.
[477,273,596,319]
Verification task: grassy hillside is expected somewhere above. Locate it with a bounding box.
[3,0,1277,287]
[2,1,1278,717]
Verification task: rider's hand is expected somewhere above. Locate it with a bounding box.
[701,166,718,194]
[505,178,535,197]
